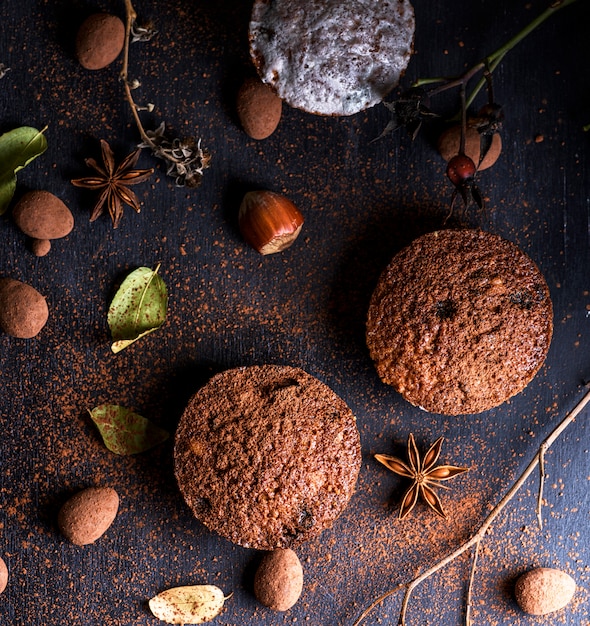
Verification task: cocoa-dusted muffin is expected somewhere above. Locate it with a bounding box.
[249,0,415,116]
[174,365,361,550]
[366,230,553,415]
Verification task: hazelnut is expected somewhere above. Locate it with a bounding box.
[437,122,502,171]
[239,190,304,255]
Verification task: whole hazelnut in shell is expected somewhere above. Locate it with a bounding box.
[239,190,304,255]
[437,123,502,171]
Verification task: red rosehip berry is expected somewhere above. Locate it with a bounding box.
[446,154,477,187]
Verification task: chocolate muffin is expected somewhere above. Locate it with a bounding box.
[174,365,361,550]
[366,230,553,415]
[249,0,415,116]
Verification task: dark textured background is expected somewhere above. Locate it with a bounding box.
[1,0,589,624]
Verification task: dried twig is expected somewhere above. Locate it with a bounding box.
[465,541,480,626]
[120,0,210,187]
[354,385,590,625]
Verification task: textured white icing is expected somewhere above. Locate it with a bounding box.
[249,0,415,116]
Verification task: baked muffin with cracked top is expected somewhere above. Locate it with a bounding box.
[248,0,415,116]
[366,229,553,415]
[174,365,361,550]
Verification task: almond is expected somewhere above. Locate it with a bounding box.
[75,13,125,70]
[437,123,502,171]
[0,557,8,594]
[13,190,74,256]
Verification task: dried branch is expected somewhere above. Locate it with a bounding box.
[465,541,480,626]
[120,0,210,187]
[354,385,590,625]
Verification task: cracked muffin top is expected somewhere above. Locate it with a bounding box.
[174,364,361,550]
[366,229,553,415]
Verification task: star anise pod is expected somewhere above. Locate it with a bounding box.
[71,139,154,228]
[375,433,468,519]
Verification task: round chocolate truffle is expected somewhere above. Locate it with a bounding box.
[174,365,361,549]
[366,229,553,415]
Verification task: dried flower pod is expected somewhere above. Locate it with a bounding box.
[239,190,304,255]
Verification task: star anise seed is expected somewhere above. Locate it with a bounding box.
[71,139,154,228]
[375,433,469,519]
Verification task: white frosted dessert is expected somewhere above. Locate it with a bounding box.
[249,0,415,116]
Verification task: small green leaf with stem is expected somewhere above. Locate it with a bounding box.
[108,263,168,353]
[0,126,48,215]
[88,404,169,455]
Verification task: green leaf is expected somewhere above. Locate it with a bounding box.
[148,585,230,624]
[108,264,168,353]
[88,404,169,455]
[0,126,48,215]
[0,173,16,217]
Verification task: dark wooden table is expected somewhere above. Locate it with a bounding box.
[1,0,589,624]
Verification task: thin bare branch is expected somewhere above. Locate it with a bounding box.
[536,442,547,529]
[120,0,153,147]
[465,540,481,626]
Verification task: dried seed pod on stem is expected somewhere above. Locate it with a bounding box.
[120,0,210,187]
[378,0,579,213]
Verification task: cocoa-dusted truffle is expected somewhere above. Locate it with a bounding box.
[0,278,48,339]
[75,13,125,70]
[366,229,553,415]
[12,190,74,256]
[174,365,361,550]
